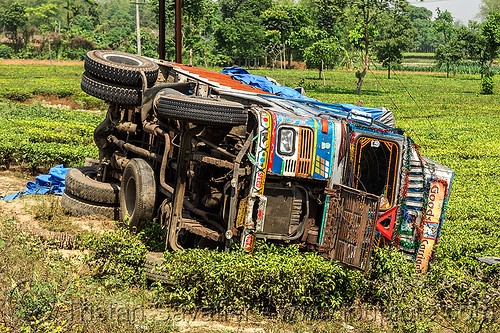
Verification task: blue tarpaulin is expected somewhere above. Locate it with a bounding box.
[0,164,70,201]
[222,66,311,100]
[221,66,388,121]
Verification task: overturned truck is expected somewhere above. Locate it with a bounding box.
[63,50,454,273]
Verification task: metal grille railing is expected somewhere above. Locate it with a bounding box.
[297,127,314,177]
[283,159,297,174]
[323,184,380,272]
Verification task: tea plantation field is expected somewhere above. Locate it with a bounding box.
[1,63,499,262]
[0,64,498,331]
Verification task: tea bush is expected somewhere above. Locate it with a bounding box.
[481,75,494,94]
[0,102,101,171]
[79,229,148,288]
[154,242,359,313]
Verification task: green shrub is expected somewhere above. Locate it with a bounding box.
[154,242,357,313]
[481,75,494,94]
[79,229,148,288]
[0,44,13,59]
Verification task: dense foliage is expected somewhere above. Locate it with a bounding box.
[1,0,500,83]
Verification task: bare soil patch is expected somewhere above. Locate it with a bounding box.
[0,169,113,233]
[24,95,82,110]
[0,59,84,66]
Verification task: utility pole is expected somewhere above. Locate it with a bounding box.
[159,0,165,60]
[135,0,142,56]
[175,0,182,63]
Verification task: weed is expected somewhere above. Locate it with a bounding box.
[31,195,76,233]
[78,228,148,288]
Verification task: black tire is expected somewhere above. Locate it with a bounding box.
[81,71,142,106]
[119,158,156,230]
[61,192,118,219]
[65,166,120,205]
[157,94,247,126]
[85,50,159,87]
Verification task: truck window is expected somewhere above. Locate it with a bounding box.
[353,137,399,209]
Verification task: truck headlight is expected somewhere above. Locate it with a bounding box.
[278,127,296,156]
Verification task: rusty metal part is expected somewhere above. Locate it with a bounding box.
[94,104,121,162]
[301,218,315,243]
[323,184,380,273]
[197,136,237,159]
[191,153,234,169]
[175,0,182,63]
[182,218,223,242]
[168,125,203,251]
[108,135,162,162]
[306,225,319,245]
[111,153,129,169]
[17,224,76,249]
[226,129,254,249]
[115,122,138,134]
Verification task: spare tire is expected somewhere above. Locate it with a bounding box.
[119,158,156,230]
[81,71,142,106]
[157,94,247,126]
[65,166,120,205]
[61,192,118,219]
[85,50,159,87]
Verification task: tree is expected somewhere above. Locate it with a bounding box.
[435,33,464,77]
[481,10,500,76]
[215,0,272,66]
[433,9,454,44]
[407,5,435,52]
[374,8,415,79]
[344,0,405,94]
[456,22,490,77]
[0,3,27,52]
[479,0,500,19]
[303,38,338,84]
[287,27,328,63]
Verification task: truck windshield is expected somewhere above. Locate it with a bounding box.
[353,137,399,209]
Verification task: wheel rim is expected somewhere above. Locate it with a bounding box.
[124,177,137,219]
[103,54,143,66]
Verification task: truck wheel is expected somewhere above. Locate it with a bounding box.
[119,158,156,230]
[85,50,159,87]
[157,94,247,126]
[61,192,118,219]
[65,166,120,205]
[81,71,142,106]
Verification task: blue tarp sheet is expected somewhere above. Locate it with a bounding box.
[222,66,311,100]
[0,164,70,201]
[221,66,384,119]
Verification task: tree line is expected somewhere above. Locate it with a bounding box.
[1,0,500,93]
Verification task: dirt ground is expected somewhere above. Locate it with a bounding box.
[0,168,113,233]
